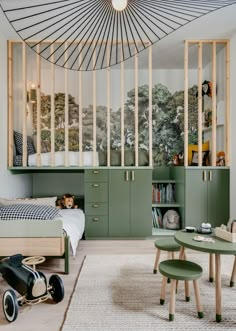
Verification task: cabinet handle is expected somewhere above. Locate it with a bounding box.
[93,184,99,187]
[209,170,213,182]
[93,204,99,208]
[202,170,207,181]
[131,170,135,181]
[93,170,99,174]
[125,171,129,181]
[93,217,99,222]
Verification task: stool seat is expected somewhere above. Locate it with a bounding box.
[153,238,181,274]
[154,238,180,252]
[159,259,203,321]
[159,259,203,281]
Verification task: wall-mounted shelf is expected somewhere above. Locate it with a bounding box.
[202,123,224,132]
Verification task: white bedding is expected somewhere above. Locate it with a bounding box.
[28,151,99,166]
[60,209,85,257]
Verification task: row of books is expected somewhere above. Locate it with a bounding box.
[152,207,163,228]
[152,183,175,203]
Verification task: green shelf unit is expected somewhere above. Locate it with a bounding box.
[152,179,176,184]
[152,203,181,208]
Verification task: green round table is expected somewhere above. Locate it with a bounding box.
[175,230,236,322]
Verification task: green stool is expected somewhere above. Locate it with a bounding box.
[159,259,204,321]
[153,238,181,274]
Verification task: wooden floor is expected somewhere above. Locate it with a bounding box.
[0,239,158,331]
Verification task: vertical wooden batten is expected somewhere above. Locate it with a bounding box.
[148,44,153,167]
[78,46,83,166]
[134,49,139,166]
[22,42,27,167]
[184,41,189,167]
[36,44,42,167]
[64,43,69,166]
[107,45,111,167]
[225,40,230,166]
[197,42,203,166]
[121,49,125,167]
[93,45,97,167]
[8,41,13,167]
[211,42,217,166]
[50,44,55,167]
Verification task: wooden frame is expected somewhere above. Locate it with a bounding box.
[0,236,70,274]
[184,39,230,167]
[8,39,230,169]
[7,40,153,169]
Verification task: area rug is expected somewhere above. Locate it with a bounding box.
[62,253,236,331]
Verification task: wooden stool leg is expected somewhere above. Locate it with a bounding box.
[153,249,161,274]
[160,276,168,305]
[185,280,190,302]
[230,256,236,287]
[169,279,176,321]
[193,280,204,318]
[167,252,172,283]
[171,252,175,259]
[209,253,215,282]
[215,254,222,322]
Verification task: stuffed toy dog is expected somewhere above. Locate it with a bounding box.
[57,194,78,209]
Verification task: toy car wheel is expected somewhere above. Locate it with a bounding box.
[49,275,64,303]
[2,289,18,323]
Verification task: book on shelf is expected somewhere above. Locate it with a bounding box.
[152,207,163,228]
[152,183,175,204]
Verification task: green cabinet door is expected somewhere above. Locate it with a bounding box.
[207,169,229,227]
[185,169,208,228]
[109,170,130,236]
[130,170,152,236]
[109,169,152,237]
[185,168,229,229]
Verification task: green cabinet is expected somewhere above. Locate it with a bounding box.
[109,169,152,237]
[184,168,229,228]
[84,169,109,237]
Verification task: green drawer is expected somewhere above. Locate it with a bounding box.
[85,183,108,202]
[85,215,108,237]
[85,169,108,182]
[85,202,108,215]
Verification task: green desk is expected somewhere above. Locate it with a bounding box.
[175,230,236,322]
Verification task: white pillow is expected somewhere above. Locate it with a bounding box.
[0,197,57,207]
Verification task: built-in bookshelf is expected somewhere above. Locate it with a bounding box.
[152,168,181,233]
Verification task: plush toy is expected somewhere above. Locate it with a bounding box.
[57,194,78,209]
[172,152,184,166]
[216,151,225,166]
[163,210,180,230]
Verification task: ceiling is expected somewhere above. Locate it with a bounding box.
[0,2,236,70]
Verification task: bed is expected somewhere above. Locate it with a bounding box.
[0,202,85,274]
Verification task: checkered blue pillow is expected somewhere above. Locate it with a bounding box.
[0,204,61,220]
[14,131,35,155]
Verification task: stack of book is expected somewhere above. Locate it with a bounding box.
[152,207,163,228]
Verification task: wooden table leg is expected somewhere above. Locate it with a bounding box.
[230,256,236,287]
[209,253,215,282]
[215,254,221,322]
[179,246,185,260]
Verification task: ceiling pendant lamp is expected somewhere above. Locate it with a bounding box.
[1,0,236,71]
[112,0,127,11]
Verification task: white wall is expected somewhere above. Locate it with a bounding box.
[0,31,32,198]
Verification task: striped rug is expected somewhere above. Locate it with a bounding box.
[62,253,236,331]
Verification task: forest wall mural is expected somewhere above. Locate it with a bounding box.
[32,84,199,166]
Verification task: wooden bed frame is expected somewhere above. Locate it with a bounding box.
[0,235,70,274]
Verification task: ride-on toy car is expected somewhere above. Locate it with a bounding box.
[0,254,64,322]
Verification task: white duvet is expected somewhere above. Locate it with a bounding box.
[59,209,85,257]
[28,151,99,166]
